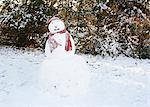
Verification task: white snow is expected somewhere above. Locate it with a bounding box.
[38,53,90,97]
[0,46,150,107]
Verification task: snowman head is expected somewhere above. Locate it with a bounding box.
[48,16,66,34]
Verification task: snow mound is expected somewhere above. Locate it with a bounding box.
[38,54,90,97]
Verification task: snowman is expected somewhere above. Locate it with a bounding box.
[45,16,75,57]
[38,16,90,96]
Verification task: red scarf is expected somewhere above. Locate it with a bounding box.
[48,29,72,52]
[65,31,72,51]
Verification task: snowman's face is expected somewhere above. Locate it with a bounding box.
[48,19,65,34]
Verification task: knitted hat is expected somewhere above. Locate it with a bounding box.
[48,16,60,24]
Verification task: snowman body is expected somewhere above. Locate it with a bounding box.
[39,17,90,96]
[45,33,75,57]
[39,54,90,96]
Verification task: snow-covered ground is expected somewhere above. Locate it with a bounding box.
[0,46,150,107]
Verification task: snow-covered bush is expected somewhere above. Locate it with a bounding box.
[0,0,150,58]
[0,0,57,47]
[93,28,122,57]
[73,1,150,58]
